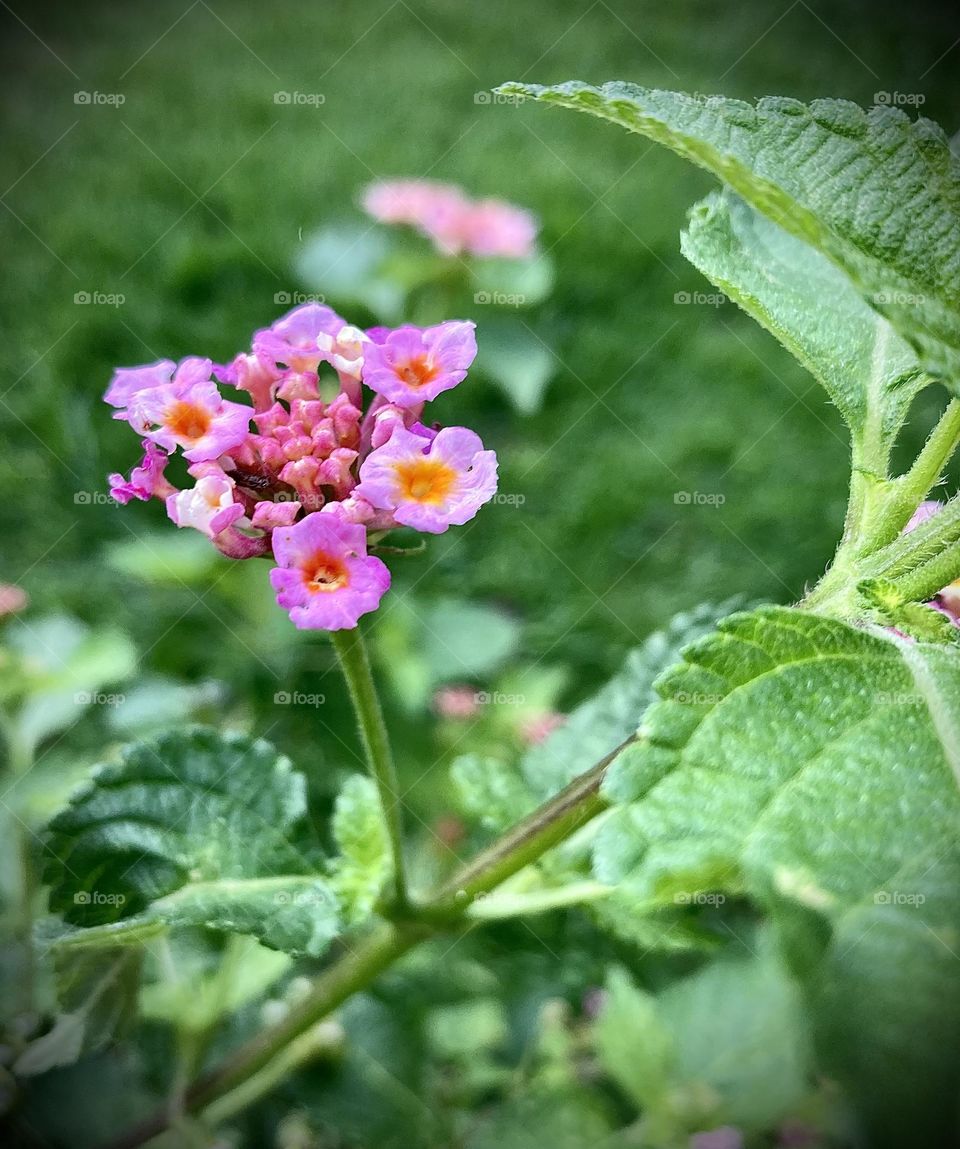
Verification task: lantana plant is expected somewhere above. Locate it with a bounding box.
[25,84,960,1149]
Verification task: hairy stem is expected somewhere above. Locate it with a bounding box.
[102,737,628,1149]
[804,402,960,616]
[330,625,409,911]
[884,540,960,606]
[422,736,627,917]
[862,398,960,551]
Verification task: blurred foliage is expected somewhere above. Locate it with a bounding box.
[1,0,957,1146]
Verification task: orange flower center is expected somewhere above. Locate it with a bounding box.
[398,355,438,389]
[394,457,457,504]
[303,551,349,593]
[166,400,212,442]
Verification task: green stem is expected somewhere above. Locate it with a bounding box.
[202,1018,343,1128]
[421,736,625,917]
[102,922,424,1149]
[330,625,409,911]
[860,398,960,552]
[803,401,960,615]
[884,540,960,605]
[102,737,627,1149]
[863,494,960,581]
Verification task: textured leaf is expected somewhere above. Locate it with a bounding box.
[499,83,960,387]
[43,728,340,957]
[452,754,538,831]
[450,600,747,841]
[329,774,390,924]
[594,606,960,1144]
[521,598,746,802]
[681,190,926,452]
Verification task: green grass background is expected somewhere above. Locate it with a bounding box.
[0,0,956,792]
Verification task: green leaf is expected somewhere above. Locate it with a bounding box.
[595,966,675,1113]
[681,190,927,455]
[329,774,389,924]
[450,601,747,843]
[44,728,340,957]
[475,318,556,415]
[594,605,960,1144]
[470,251,555,307]
[140,934,290,1032]
[657,931,810,1130]
[499,83,960,387]
[6,615,136,757]
[377,596,521,711]
[596,934,811,1135]
[452,754,538,831]
[521,598,746,801]
[295,223,408,323]
[16,943,143,1075]
[465,1086,614,1149]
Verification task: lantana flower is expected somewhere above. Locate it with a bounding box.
[125,376,253,463]
[108,440,174,504]
[104,302,498,630]
[269,513,390,630]
[362,179,538,260]
[362,321,477,408]
[166,468,246,539]
[356,425,497,533]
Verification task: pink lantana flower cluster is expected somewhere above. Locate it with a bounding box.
[362,179,538,260]
[106,303,498,630]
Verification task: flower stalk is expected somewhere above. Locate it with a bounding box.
[330,623,409,912]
